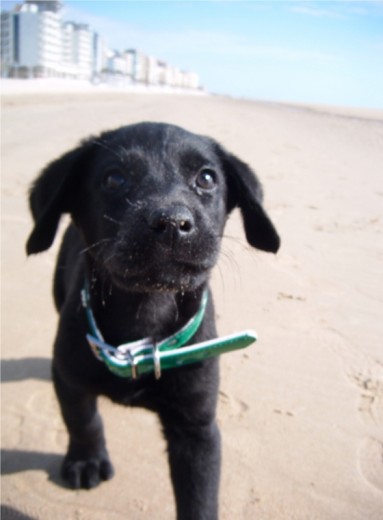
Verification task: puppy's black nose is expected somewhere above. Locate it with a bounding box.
[149,206,195,239]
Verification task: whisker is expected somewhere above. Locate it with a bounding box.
[90,138,125,162]
[214,262,226,297]
[104,214,121,225]
[218,246,243,292]
[79,238,112,255]
[220,250,240,274]
[222,233,251,252]
[125,195,144,209]
[103,250,118,267]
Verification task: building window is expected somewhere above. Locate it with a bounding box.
[13,14,19,62]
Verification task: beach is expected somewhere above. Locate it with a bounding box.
[1,84,383,519]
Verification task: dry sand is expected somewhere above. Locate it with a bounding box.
[1,86,383,520]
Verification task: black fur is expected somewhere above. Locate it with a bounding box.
[26,122,279,520]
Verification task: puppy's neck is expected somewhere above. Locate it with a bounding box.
[85,264,207,346]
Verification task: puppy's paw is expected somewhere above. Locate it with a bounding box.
[62,455,115,489]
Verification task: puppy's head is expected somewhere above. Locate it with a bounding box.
[27,122,280,292]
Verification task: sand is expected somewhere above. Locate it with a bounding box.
[1,84,383,520]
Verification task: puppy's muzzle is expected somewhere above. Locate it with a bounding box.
[149,205,195,243]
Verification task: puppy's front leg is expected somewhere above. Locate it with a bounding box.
[158,359,221,520]
[52,366,114,489]
[162,414,221,520]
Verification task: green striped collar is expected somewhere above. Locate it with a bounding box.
[81,286,256,380]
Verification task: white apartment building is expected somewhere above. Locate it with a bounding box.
[126,49,149,83]
[184,72,199,90]
[1,2,62,78]
[93,32,108,75]
[1,1,96,80]
[125,51,200,89]
[62,22,93,79]
[1,1,201,89]
[106,50,134,78]
[154,62,199,90]
[1,11,15,75]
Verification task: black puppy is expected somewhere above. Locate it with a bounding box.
[26,122,279,520]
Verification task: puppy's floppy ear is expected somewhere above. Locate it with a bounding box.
[26,141,92,255]
[218,147,280,253]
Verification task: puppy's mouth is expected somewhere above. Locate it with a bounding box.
[111,261,213,293]
[104,244,218,293]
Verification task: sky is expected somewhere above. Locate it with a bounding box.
[3,0,383,108]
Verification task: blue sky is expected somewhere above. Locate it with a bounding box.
[3,1,383,108]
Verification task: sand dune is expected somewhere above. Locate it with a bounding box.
[2,86,383,519]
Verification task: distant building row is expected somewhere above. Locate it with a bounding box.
[0,1,200,90]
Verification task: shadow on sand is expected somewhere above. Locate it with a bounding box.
[1,357,51,383]
[1,357,65,488]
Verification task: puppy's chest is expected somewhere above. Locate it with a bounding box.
[94,296,180,346]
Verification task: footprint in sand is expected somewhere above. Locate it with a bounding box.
[219,390,249,420]
[350,372,383,493]
[325,322,383,496]
[357,437,383,493]
[352,373,383,425]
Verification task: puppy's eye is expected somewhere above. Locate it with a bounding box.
[195,168,217,191]
[103,171,126,190]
